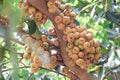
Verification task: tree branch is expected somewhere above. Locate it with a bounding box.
[2,66,67,78]
[2,66,30,72]
[0,34,25,46]
[40,67,67,77]
[27,0,91,80]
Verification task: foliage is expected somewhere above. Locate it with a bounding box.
[0,0,120,80]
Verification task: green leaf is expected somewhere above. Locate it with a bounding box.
[88,66,102,73]
[0,74,5,80]
[101,47,109,54]
[26,20,37,35]
[29,75,36,80]
[90,4,97,18]
[0,0,3,11]
[105,76,112,80]
[44,76,50,80]
[0,0,3,5]
[104,0,112,12]
[74,19,80,26]
[19,69,29,79]
[38,69,48,75]
[94,11,105,23]
[54,66,61,72]
[104,28,120,35]
[106,10,120,25]
[79,2,97,13]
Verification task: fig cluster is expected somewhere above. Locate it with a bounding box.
[47,0,57,13]
[61,67,78,79]
[52,0,101,70]
[19,1,47,26]
[65,26,101,70]
[22,34,59,73]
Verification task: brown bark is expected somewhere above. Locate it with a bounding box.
[27,0,91,80]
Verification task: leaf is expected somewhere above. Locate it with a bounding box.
[44,76,50,80]
[26,20,37,35]
[105,27,120,39]
[19,69,29,77]
[104,29,120,35]
[0,74,5,80]
[73,19,80,26]
[104,0,112,11]
[106,10,120,25]
[94,11,105,23]
[90,4,97,18]
[88,66,102,73]
[73,0,79,6]
[54,66,61,72]
[101,47,109,55]
[29,75,36,80]
[0,0,3,5]
[97,67,105,80]
[79,2,97,13]
[105,76,112,80]
[38,69,48,75]
[0,0,3,11]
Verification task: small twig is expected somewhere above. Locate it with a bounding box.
[103,64,120,79]
[114,73,119,80]
[40,67,67,77]
[0,34,25,46]
[2,66,67,78]
[20,61,27,66]
[2,66,30,72]
[113,73,117,80]
[27,73,34,80]
[0,62,10,67]
[103,70,111,79]
[18,57,23,63]
[6,48,23,56]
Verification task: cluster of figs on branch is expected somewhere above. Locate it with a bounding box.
[18,0,101,79]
